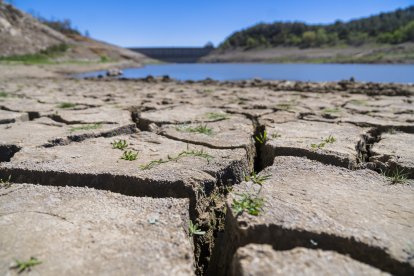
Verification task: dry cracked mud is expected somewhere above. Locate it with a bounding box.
[0,74,413,275]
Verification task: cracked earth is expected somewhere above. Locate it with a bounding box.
[0,74,413,275]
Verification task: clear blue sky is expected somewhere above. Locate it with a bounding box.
[11,0,414,47]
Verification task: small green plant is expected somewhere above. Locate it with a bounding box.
[205,112,229,121]
[311,135,336,150]
[11,257,42,273]
[322,107,341,114]
[232,193,264,216]
[0,175,12,189]
[100,55,110,62]
[383,168,408,184]
[176,124,213,135]
[203,89,214,94]
[276,103,292,111]
[121,150,138,161]
[188,221,205,236]
[311,142,325,149]
[324,135,336,144]
[69,123,102,132]
[112,139,128,150]
[140,148,214,170]
[244,172,271,185]
[255,130,267,144]
[0,91,9,98]
[349,99,368,106]
[271,132,281,139]
[58,102,76,109]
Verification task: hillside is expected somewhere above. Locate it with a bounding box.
[220,6,414,49]
[0,1,149,66]
[204,6,414,63]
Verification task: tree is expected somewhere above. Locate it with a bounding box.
[302,31,317,47]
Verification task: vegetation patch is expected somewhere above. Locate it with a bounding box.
[205,112,230,121]
[140,148,213,170]
[189,221,206,236]
[349,99,368,106]
[271,132,281,139]
[382,167,408,184]
[69,123,102,132]
[58,102,77,109]
[0,175,12,189]
[275,103,293,111]
[11,257,42,273]
[176,124,213,135]
[220,6,414,49]
[311,135,336,149]
[0,44,69,64]
[0,91,9,98]
[322,107,341,114]
[232,193,264,216]
[121,150,138,161]
[255,130,268,144]
[112,139,128,150]
[244,171,271,185]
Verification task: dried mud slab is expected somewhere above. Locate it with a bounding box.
[0,109,28,124]
[260,120,368,168]
[370,132,414,178]
[0,184,194,276]
[49,106,133,125]
[0,132,250,199]
[138,105,233,130]
[159,115,254,150]
[220,156,414,275]
[231,244,388,276]
[0,117,136,148]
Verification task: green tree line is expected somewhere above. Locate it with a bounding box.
[220,6,414,49]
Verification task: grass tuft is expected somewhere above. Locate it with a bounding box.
[112,139,128,150]
[11,257,42,273]
[176,124,213,135]
[244,171,271,185]
[255,130,267,144]
[382,167,408,184]
[232,193,264,216]
[69,123,102,132]
[58,102,76,109]
[205,112,229,121]
[311,135,336,149]
[121,150,138,161]
[0,91,9,98]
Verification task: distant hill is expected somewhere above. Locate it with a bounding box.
[0,1,148,64]
[220,6,414,50]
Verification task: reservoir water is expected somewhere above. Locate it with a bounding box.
[79,63,414,83]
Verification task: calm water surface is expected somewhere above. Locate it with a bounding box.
[80,63,414,83]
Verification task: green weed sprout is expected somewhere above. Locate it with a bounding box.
[11,257,42,273]
[232,193,264,216]
[189,221,205,236]
[121,150,138,161]
[112,139,128,150]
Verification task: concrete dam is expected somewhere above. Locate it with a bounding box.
[128,47,214,63]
